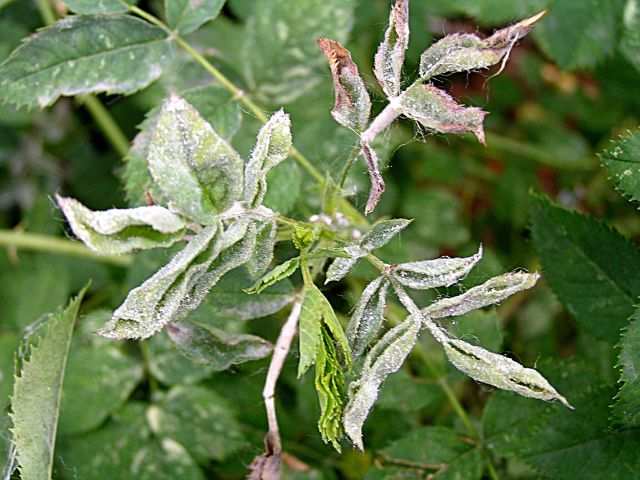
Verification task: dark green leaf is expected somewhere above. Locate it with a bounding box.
[613,309,640,427]
[165,0,225,34]
[601,129,640,204]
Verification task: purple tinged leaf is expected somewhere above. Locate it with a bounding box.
[398,82,488,144]
[362,142,386,214]
[374,0,409,98]
[318,38,371,132]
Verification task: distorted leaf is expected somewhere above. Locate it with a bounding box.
[374,0,409,98]
[347,276,390,358]
[148,95,243,223]
[392,245,482,290]
[57,195,186,255]
[246,219,277,276]
[317,38,371,131]
[360,218,411,251]
[244,110,292,207]
[165,0,225,34]
[245,257,300,294]
[10,287,87,480]
[0,15,172,108]
[361,142,385,215]
[398,82,487,144]
[324,246,363,284]
[166,320,272,371]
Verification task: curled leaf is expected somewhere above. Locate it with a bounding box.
[244,110,292,207]
[419,11,546,80]
[362,141,385,215]
[392,245,482,290]
[148,95,244,223]
[423,271,540,320]
[325,245,365,284]
[246,219,277,277]
[374,0,409,98]
[56,195,186,255]
[398,82,487,144]
[166,320,272,371]
[347,276,390,358]
[343,313,420,450]
[245,257,300,295]
[318,38,371,132]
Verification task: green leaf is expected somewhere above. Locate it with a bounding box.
[347,276,390,358]
[245,257,300,294]
[147,96,243,223]
[360,218,412,252]
[10,286,87,480]
[0,334,18,407]
[148,385,247,463]
[374,0,409,98]
[372,426,483,480]
[449,310,504,353]
[533,0,624,70]
[243,0,357,104]
[530,194,640,341]
[165,0,225,35]
[59,342,143,435]
[58,403,204,479]
[146,333,217,385]
[63,0,136,13]
[376,369,443,413]
[621,0,640,72]
[246,219,277,276]
[601,129,640,204]
[166,320,272,371]
[0,14,173,108]
[613,309,640,427]
[56,195,187,255]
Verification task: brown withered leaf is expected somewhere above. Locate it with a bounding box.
[318,38,371,132]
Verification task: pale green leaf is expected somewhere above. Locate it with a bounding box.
[166,320,272,371]
[601,129,640,204]
[147,95,244,223]
[165,0,225,34]
[374,0,409,98]
[613,309,640,427]
[57,195,186,255]
[398,82,487,144]
[147,385,247,463]
[621,0,640,72]
[10,287,87,480]
[347,276,390,358]
[0,15,173,108]
[63,0,136,13]
[245,257,300,295]
[360,218,411,251]
[246,219,277,277]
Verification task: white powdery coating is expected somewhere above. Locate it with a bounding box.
[393,245,483,290]
[423,271,540,319]
[56,195,186,255]
[247,219,277,277]
[325,245,364,284]
[347,276,390,358]
[244,110,292,207]
[360,218,411,251]
[373,0,409,98]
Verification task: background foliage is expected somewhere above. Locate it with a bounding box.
[1,0,640,478]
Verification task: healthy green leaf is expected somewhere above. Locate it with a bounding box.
[374,0,409,98]
[317,38,371,132]
[63,0,135,13]
[166,320,272,371]
[530,194,640,341]
[601,129,640,204]
[56,195,186,255]
[10,286,87,480]
[0,14,173,108]
[147,385,247,463]
[347,276,390,358]
[245,257,300,294]
[397,82,487,144]
[147,95,244,223]
[243,0,357,104]
[147,333,217,385]
[613,309,640,427]
[165,0,225,35]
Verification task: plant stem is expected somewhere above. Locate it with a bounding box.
[77,95,130,157]
[262,298,303,454]
[0,230,132,266]
[35,0,56,25]
[337,145,362,190]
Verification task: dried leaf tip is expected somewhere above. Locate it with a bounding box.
[487,10,547,47]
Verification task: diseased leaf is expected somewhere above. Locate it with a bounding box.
[392,245,482,290]
[325,246,363,284]
[374,0,409,98]
[423,272,539,320]
[601,129,640,204]
[360,218,411,251]
[56,195,186,255]
[361,142,386,215]
[530,194,640,341]
[317,38,371,132]
[246,219,277,277]
[166,320,272,371]
[147,96,244,223]
[613,309,640,427]
[0,15,173,108]
[147,385,247,463]
[419,11,545,80]
[398,82,487,144]
[165,0,225,35]
[10,287,87,480]
[245,257,300,294]
[63,0,135,13]
[343,313,420,450]
[347,276,390,358]
[244,110,292,207]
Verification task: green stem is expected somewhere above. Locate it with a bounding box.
[338,145,362,190]
[77,95,130,157]
[35,0,56,25]
[0,230,132,266]
[486,457,501,480]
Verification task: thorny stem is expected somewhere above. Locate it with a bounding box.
[0,230,132,266]
[262,298,303,454]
